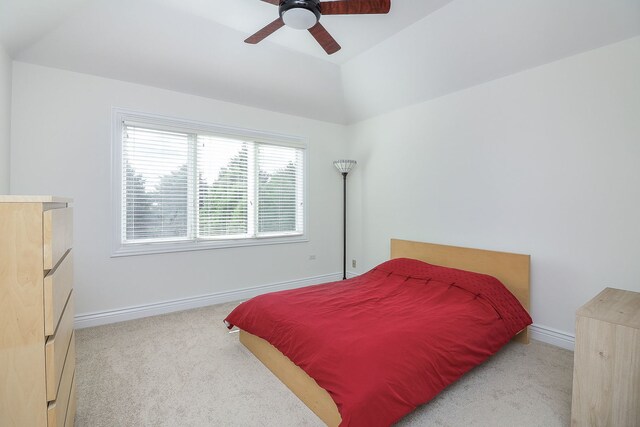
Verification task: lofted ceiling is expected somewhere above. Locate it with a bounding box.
[1,0,639,124]
[0,0,454,64]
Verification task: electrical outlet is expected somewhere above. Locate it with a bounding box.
[352,259,357,268]
[309,255,316,260]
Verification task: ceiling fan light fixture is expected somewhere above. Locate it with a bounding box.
[279,0,321,30]
[247,0,391,55]
[282,8,317,29]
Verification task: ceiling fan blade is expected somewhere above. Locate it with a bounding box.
[321,0,390,15]
[260,0,280,5]
[308,23,341,55]
[245,18,285,44]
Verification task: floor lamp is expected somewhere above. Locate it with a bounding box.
[333,160,357,280]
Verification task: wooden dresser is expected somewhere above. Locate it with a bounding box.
[571,287,640,426]
[0,196,76,427]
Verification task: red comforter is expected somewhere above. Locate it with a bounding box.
[224,258,532,426]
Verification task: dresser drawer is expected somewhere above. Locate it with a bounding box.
[46,294,74,402]
[44,251,73,336]
[47,334,75,427]
[44,207,73,271]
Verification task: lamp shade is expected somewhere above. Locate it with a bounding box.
[333,160,357,174]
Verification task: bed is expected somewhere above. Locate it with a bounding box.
[224,239,531,426]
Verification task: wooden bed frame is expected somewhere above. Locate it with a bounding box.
[238,239,531,426]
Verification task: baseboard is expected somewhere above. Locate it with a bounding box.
[530,324,575,351]
[75,272,342,329]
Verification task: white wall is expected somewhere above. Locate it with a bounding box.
[0,44,11,193]
[347,36,640,341]
[10,62,348,317]
[8,31,640,347]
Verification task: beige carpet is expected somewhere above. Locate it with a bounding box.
[75,302,573,426]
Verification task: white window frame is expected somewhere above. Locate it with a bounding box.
[111,108,309,257]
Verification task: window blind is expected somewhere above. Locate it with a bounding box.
[197,135,249,238]
[122,124,190,242]
[120,119,305,248]
[257,143,304,235]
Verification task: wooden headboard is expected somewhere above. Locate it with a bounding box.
[390,239,531,343]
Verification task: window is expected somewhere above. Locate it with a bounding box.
[112,110,307,256]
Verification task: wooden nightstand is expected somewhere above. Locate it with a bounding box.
[571,287,640,426]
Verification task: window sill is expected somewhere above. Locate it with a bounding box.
[111,234,308,257]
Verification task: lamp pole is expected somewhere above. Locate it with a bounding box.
[333,160,356,280]
[341,171,347,280]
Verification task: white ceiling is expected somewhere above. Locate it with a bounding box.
[0,0,88,55]
[157,0,456,64]
[0,0,453,64]
[342,0,640,121]
[1,0,639,124]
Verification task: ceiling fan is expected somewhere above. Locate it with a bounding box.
[245,0,391,55]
